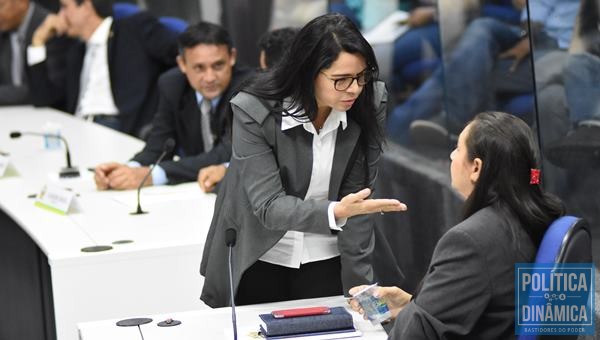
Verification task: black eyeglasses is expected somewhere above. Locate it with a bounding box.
[320,68,375,91]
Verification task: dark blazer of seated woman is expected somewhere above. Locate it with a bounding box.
[350,111,564,339]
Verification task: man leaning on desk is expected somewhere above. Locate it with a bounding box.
[26,0,178,137]
[94,22,250,190]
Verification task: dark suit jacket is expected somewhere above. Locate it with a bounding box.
[0,3,49,105]
[390,203,537,339]
[28,11,178,136]
[200,81,388,308]
[131,66,250,183]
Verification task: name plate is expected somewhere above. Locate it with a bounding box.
[0,155,9,177]
[34,184,75,215]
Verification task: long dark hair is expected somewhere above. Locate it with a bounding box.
[462,112,564,245]
[241,13,383,149]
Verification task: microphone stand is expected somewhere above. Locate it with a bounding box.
[9,131,80,178]
[131,151,169,215]
[131,138,174,215]
[226,228,238,340]
[229,245,238,340]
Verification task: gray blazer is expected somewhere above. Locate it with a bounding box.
[200,81,387,308]
[390,204,537,339]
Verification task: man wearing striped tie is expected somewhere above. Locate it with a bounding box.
[94,22,250,190]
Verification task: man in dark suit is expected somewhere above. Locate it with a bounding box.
[0,0,51,105]
[26,0,178,136]
[94,22,249,190]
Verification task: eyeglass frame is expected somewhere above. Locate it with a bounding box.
[319,67,376,91]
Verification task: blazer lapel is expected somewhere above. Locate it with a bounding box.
[277,122,313,198]
[107,22,115,91]
[329,120,361,200]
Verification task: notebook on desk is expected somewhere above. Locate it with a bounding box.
[258,306,359,339]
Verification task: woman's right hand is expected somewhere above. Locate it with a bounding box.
[334,188,407,220]
[348,285,412,320]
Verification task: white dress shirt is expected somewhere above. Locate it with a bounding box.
[76,17,118,117]
[259,107,348,269]
[28,18,119,117]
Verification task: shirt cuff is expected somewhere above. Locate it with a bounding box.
[223,162,230,168]
[27,45,47,65]
[151,165,168,185]
[127,161,168,186]
[328,202,347,231]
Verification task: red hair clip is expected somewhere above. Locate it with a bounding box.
[530,169,541,185]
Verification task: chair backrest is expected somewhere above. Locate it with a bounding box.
[536,216,592,264]
[517,216,592,340]
[159,16,189,34]
[112,3,142,20]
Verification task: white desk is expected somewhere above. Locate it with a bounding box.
[0,107,214,340]
[78,296,388,340]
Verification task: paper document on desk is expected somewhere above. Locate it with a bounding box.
[225,327,361,340]
[362,11,409,45]
[259,328,362,339]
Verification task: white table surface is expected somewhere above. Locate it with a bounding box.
[0,106,216,340]
[78,296,389,340]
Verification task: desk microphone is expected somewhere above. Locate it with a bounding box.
[225,228,238,340]
[131,138,175,215]
[9,131,80,178]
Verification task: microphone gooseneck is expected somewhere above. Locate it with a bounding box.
[226,228,238,340]
[9,130,80,178]
[131,138,175,215]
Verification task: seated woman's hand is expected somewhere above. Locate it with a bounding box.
[348,285,412,320]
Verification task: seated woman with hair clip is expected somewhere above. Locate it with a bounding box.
[350,111,564,339]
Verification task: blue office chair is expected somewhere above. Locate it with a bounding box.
[518,216,592,340]
[112,3,142,20]
[159,16,189,34]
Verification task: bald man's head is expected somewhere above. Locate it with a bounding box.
[0,0,30,32]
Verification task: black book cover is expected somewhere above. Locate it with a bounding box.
[259,307,354,336]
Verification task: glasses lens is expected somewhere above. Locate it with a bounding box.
[335,78,352,91]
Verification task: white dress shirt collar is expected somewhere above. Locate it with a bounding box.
[281,107,348,134]
[87,17,113,46]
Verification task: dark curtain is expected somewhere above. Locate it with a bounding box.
[220,0,273,68]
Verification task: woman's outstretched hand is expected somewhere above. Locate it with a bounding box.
[334,188,407,220]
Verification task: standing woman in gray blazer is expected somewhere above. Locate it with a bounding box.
[200,13,406,308]
[350,111,564,339]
